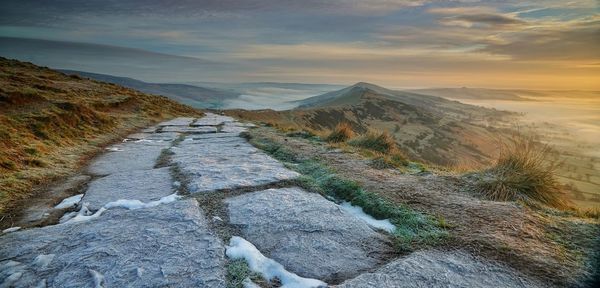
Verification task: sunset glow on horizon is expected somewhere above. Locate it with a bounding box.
[0,0,598,89]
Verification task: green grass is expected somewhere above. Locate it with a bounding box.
[226,259,263,288]
[250,136,447,252]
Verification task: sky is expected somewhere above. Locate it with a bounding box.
[0,0,599,89]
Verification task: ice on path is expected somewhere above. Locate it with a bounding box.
[226,236,326,288]
[89,269,106,288]
[61,203,106,224]
[2,226,21,233]
[54,194,83,209]
[339,201,396,233]
[33,254,55,269]
[103,193,181,210]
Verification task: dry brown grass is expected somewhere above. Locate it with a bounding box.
[0,57,201,222]
[349,130,397,154]
[471,135,570,209]
[325,122,355,143]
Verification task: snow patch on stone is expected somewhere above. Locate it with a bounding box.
[54,194,84,209]
[243,278,261,288]
[2,226,21,233]
[339,201,396,233]
[33,254,55,269]
[61,203,106,224]
[103,193,181,210]
[106,147,124,152]
[89,269,106,288]
[226,236,326,288]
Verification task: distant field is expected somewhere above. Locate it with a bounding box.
[449,95,600,209]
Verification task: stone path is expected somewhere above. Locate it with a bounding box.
[0,113,542,287]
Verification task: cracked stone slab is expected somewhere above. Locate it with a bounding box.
[172,136,299,193]
[226,187,393,282]
[146,132,181,141]
[88,141,171,175]
[82,167,174,211]
[220,124,248,134]
[337,250,542,288]
[141,126,159,133]
[157,117,196,126]
[0,200,225,288]
[162,126,218,134]
[125,133,153,140]
[189,132,240,140]
[191,113,235,126]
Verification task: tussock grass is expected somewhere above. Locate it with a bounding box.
[369,153,409,169]
[326,122,355,143]
[250,135,446,251]
[348,130,396,154]
[471,136,569,209]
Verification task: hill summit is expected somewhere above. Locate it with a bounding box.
[231,82,515,166]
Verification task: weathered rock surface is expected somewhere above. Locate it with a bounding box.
[172,136,299,193]
[82,167,174,211]
[337,250,542,288]
[157,117,196,126]
[0,200,225,288]
[87,141,170,175]
[145,132,181,141]
[225,187,393,282]
[162,126,217,134]
[192,114,235,126]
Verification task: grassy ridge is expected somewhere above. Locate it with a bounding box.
[0,57,201,219]
[246,132,447,251]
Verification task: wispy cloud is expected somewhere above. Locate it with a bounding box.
[0,0,598,89]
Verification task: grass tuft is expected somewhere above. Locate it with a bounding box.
[326,122,355,143]
[369,153,409,169]
[471,135,569,209]
[348,130,396,154]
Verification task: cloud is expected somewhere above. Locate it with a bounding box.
[428,6,526,28]
[0,0,598,89]
[478,18,600,61]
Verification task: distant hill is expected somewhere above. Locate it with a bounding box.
[59,70,239,109]
[229,82,516,166]
[0,57,200,217]
[407,88,529,101]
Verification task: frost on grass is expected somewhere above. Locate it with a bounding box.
[226,236,326,288]
[243,277,261,288]
[339,201,396,233]
[54,194,84,209]
[103,193,181,210]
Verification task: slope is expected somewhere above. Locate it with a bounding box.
[59,69,239,109]
[0,57,201,218]
[229,82,516,167]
